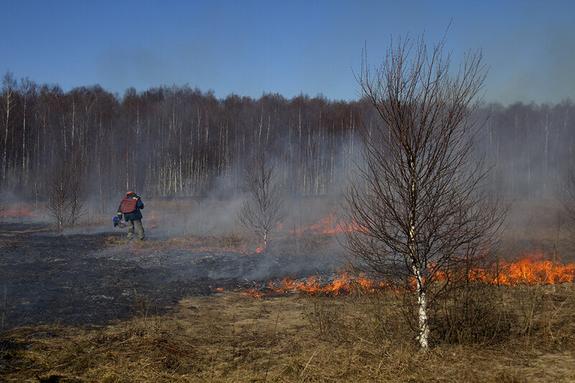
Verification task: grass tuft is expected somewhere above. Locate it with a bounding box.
[2,286,575,382]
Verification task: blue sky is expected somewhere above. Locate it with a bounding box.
[1,0,574,104]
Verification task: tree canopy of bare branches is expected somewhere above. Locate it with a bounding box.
[346,37,504,349]
[238,148,285,250]
[47,152,85,231]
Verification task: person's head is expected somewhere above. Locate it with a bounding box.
[126,191,136,197]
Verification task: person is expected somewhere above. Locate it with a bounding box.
[117,191,145,240]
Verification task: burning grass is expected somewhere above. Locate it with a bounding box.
[0,207,35,219]
[238,253,575,300]
[2,285,575,382]
[241,273,387,299]
[471,255,575,285]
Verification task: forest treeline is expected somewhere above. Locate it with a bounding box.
[0,72,573,210]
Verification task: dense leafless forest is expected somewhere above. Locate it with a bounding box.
[0,72,573,208]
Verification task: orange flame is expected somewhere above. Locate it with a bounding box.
[244,254,575,298]
[252,273,389,298]
[468,255,575,285]
[0,207,34,218]
[242,288,265,299]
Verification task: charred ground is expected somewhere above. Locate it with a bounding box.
[0,221,344,330]
[0,199,574,382]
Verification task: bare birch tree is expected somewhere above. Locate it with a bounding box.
[346,37,504,349]
[238,148,284,251]
[47,153,85,231]
[559,168,575,251]
[1,73,16,183]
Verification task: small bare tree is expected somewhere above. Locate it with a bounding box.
[346,37,504,349]
[561,169,575,221]
[238,149,284,251]
[48,156,85,231]
[558,169,575,253]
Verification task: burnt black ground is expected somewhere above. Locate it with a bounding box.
[0,223,216,329]
[0,222,343,330]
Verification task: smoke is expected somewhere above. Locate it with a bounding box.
[78,140,358,282]
[96,48,167,94]
[485,23,575,105]
[0,189,50,224]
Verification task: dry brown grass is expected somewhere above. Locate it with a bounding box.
[103,233,248,254]
[2,286,575,383]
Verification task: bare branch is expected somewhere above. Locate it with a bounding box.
[347,36,505,349]
[237,145,285,250]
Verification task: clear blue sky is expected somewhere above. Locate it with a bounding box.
[1,0,574,104]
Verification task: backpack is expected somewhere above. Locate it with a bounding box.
[119,197,138,214]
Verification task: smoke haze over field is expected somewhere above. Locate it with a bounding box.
[0,1,574,265]
[5,7,575,379]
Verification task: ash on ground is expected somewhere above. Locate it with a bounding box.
[0,223,345,330]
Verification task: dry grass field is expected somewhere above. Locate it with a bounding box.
[2,198,575,382]
[2,284,575,383]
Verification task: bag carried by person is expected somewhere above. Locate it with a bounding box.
[113,214,126,228]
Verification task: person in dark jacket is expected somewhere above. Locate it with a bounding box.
[117,191,145,240]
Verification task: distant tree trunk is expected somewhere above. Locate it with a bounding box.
[2,74,15,183]
[21,91,27,184]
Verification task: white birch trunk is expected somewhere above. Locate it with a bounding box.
[409,155,429,350]
[2,89,12,181]
[413,266,429,349]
